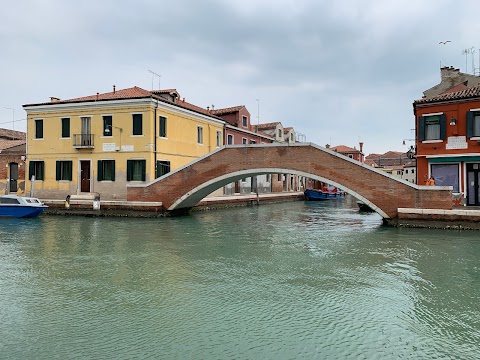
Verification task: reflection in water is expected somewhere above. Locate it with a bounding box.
[1,199,479,359]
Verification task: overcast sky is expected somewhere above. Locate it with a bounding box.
[1,0,480,154]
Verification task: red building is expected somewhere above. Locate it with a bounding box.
[211,106,274,145]
[414,84,480,205]
[329,143,365,163]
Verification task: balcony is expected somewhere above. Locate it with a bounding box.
[73,134,94,148]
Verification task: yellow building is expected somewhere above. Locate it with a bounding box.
[23,86,225,200]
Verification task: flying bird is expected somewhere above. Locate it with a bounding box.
[439,40,452,45]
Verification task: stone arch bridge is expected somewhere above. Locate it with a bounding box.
[127,143,452,220]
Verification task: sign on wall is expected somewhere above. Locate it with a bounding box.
[446,136,468,150]
[103,143,116,152]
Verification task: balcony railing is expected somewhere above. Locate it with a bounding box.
[73,134,94,148]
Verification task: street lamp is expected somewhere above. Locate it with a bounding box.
[104,124,123,134]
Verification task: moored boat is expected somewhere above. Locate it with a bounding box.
[304,189,346,201]
[0,195,48,218]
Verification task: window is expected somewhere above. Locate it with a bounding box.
[197,126,203,144]
[227,134,233,145]
[61,118,70,138]
[56,161,72,181]
[216,131,222,147]
[127,159,146,181]
[29,161,44,180]
[103,116,112,136]
[97,160,115,181]
[431,163,459,192]
[405,169,409,174]
[291,134,294,142]
[242,138,247,144]
[278,174,282,181]
[35,119,43,139]
[266,174,270,182]
[412,169,415,174]
[419,114,446,141]
[278,129,282,138]
[242,116,247,127]
[159,116,167,137]
[132,114,143,135]
[156,160,171,178]
[250,140,256,144]
[467,111,480,138]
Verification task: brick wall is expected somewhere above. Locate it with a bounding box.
[127,144,453,218]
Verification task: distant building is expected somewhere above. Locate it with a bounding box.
[365,151,410,167]
[0,129,26,194]
[329,143,364,163]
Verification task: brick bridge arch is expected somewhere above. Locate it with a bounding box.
[127,143,452,219]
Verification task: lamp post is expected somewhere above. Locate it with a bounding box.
[3,107,14,137]
[104,124,123,149]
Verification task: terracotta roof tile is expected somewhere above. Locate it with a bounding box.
[0,139,26,151]
[415,84,480,104]
[211,106,245,116]
[23,87,224,121]
[255,122,281,130]
[331,145,359,153]
[0,128,26,140]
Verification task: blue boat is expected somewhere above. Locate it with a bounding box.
[0,195,48,218]
[304,189,346,201]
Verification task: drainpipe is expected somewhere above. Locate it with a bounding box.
[154,100,158,177]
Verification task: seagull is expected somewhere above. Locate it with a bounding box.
[439,40,452,45]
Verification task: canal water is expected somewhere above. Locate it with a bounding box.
[1,199,479,359]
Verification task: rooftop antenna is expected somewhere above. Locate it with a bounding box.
[462,48,471,73]
[148,70,161,90]
[255,99,260,125]
[471,47,476,75]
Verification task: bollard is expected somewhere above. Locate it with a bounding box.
[93,194,101,210]
[65,195,71,209]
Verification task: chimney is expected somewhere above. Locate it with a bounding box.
[182,98,185,102]
[359,142,363,153]
[207,106,210,112]
[441,66,460,81]
[113,85,116,94]
[50,97,60,102]
[96,92,99,100]
[211,104,215,110]
[325,144,330,149]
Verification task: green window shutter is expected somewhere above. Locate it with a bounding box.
[467,111,474,138]
[39,162,44,181]
[141,160,146,181]
[418,116,425,141]
[56,161,61,180]
[440,114,447,140]
[62,118,70,138]
[111,160,115,181]
[67,161,72,181]
[103,116,112,136]
[159,116,166,137]
[97,160,103,181]
[36,120,43,139]
[127,160,133,181]
[133,114,142,135]
[29,162,34,180]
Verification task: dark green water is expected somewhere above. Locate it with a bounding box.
[1,200,479,359]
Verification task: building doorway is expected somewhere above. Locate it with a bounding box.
[80,160,91,193]
[9,162,18,193]
[467,163,480,206]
